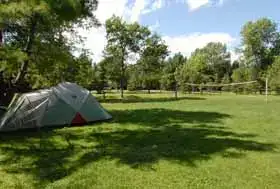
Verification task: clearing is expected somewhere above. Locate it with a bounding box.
[0,93,280,189]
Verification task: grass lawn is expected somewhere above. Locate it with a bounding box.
[0,93,280,189]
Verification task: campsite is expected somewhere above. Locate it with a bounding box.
[1,93,280,188]
[1,0,280,188]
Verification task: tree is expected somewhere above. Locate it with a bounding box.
[231,60,240,71]
[195,42,231,83]
[161,53,186,98]
[138,33,168,93]
[0,0,99,105]
[92,59,108,96]
[241,18,280,70]
[176,51,209,93]
[127,64,142,91]
[221,74,231,92]
[74,53,95,89]
[267,56,280,93]
[105,16,150,98]
[231,66,261,94]
[231,67,249,93]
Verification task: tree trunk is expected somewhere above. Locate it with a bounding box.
[14,15,37,86]
[0,29,3,45]
[120,61,125,99]
[120,78,124,99]
[2,15,37,106]
[120,47,126,99]
[174,82,178,100]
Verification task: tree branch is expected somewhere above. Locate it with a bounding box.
[14,14,38,85]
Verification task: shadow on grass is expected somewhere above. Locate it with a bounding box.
[88,126,272,168]
[0,109,275,187]
[97,95,205,103]
[109,108,231,127]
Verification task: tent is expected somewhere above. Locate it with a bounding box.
[0,82,112,132]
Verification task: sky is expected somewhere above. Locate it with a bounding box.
[78,0,280,63]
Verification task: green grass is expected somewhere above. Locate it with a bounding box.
[1,93,280,189]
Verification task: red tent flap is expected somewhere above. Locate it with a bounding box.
[71,112,87,125]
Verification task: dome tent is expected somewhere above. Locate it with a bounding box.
[0,82,112,132]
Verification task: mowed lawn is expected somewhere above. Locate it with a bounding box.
[0,93,280,189]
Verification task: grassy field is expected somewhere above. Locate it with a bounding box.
[0,93,280,189]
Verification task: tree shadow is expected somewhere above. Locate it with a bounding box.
[87,126,274,168]
[97,95,205,103]
[109,108,231,127]
[0,109,276,187]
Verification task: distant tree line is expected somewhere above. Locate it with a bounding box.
[94,17,280,97]
[1,0,280,105]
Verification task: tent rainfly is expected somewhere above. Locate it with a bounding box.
[0,82,112,132]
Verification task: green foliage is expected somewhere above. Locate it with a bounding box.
[161,53,186,90]
[177,50,209,90]
[0,0,99,87]
[138,34,169,92]
[241,18,280,70]
[221,74,231,91]
[104,15,150,97]
[176,42,231,92]
[91,59,109,94]
[127,64,142,91]
[0,46,27,80]
[267,56,280,93]
[2,10,280,98]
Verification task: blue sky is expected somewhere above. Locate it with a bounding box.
[80,0,280,62]
[141,0,280,37]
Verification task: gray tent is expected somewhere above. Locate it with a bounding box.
[0,82,112,132]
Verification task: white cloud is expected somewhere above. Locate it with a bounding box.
[76,0,128,63]
[75,0,165,63]
[163,32,236,57]
[130,0,149,22]
[142,0,164,14]
[75,0,235,63]
[186,0,209,11]
[132,0,164,21]
[182,0,229,11]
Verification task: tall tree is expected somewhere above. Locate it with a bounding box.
[0,0,99,105]
[194,42,231,83]
[176,51,209,93]
[105,16,150,98]
[138,34,168,93]
[127,64,142,91]
[241,18,280,70]
[92,59,109,96]
[161,53,186,91]
[267,56,280,93]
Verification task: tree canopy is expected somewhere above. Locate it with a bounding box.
[0,0,99,105]
[2,8,280,106]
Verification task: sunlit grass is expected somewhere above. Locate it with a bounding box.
[0,93,280,188]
